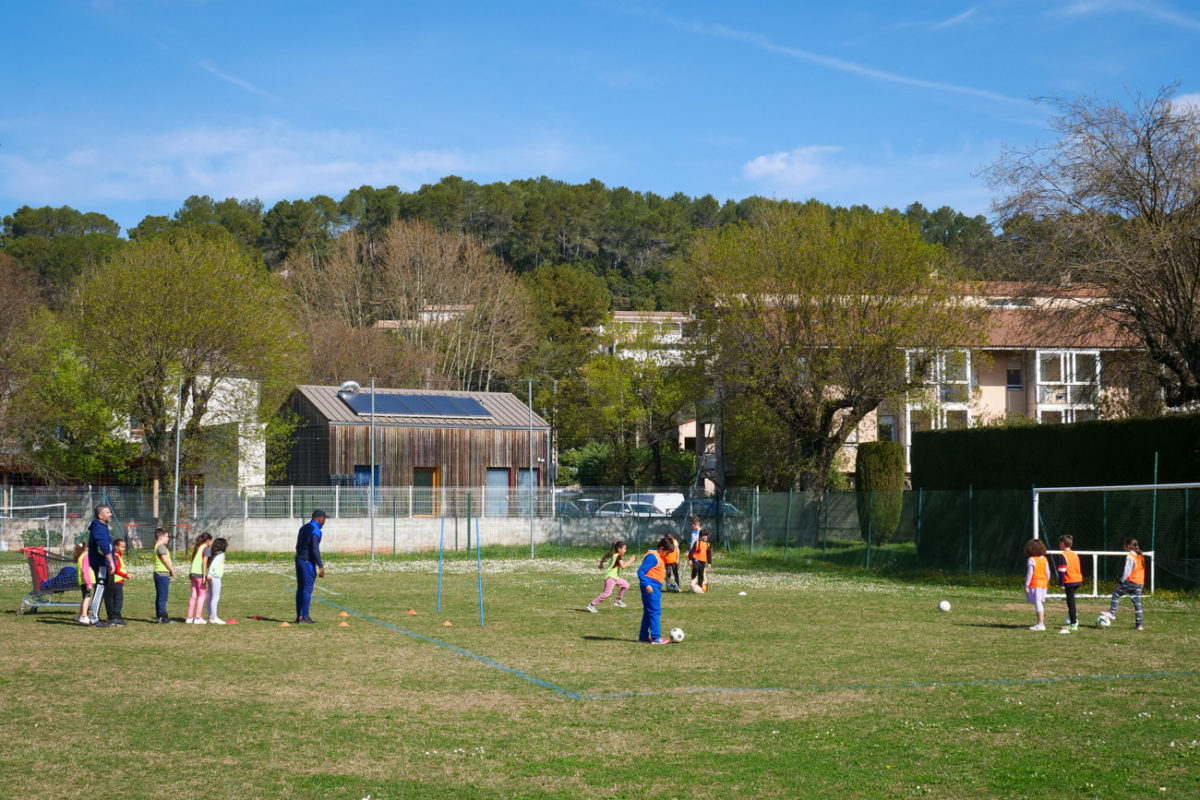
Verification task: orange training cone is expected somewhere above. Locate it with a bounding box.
[442,620,453,627]
[339,611,349,617]
[280,621,290,627]
[338,620,350,627]
[407,609,418,615]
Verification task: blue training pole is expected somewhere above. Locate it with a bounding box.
[475,516,484,627]
[437,515,445,614]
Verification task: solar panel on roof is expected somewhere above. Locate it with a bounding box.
[338,391,491,418]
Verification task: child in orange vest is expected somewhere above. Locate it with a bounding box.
[637,537,673,644]
[1054,534,1083,631]
[688,528,713,592]
[1100,537,1146,630]
[1023,539,1052,631]
[663,534,681,591]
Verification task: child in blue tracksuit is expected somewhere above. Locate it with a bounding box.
[637,537,672,644]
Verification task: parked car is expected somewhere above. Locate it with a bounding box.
[670,498,742,520]
[626,492,686,515]
[596,501,669,518]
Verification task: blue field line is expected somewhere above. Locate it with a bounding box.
[290,589,1198,701]
[301,592,584,699]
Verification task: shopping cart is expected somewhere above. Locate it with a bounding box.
[18,546,80,615]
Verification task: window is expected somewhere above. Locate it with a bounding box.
[1036,349,1101,422]
[877,415,896,443]
[412,467,438,516]
[1006,366,1023,391]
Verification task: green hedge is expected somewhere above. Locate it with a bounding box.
[855,441,905,544]
[911,414,1200,490]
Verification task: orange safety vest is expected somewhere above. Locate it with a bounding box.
[692,541,710,563]
[1028,555,1049,589]
[1060,550,1082,584]
[643,550,665,583]
[1128,553,1145,586]
[664,537,679,565]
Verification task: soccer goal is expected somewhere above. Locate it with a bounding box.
[1031,483,1182,597]
[0,503,70,555]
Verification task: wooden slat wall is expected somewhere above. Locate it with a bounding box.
[328,426,550,487]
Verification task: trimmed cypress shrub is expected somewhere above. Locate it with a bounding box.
[856,441,906,543]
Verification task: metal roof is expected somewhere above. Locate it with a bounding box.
[294,385,550,430]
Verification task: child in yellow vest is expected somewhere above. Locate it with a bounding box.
[1100,538,1146,630]
[103,539,130,626]
[1023,539,1051,631]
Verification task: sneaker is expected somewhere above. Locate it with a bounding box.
[111,618,126,627]
[185,617,194,624]
[652,636,671,644]
[299,617,316,624]
[209,617,226,624]
[585,604,598,614]
[78,616,91,625]
[1135,624,1145,630]
[92,620,110,628]
[613,600,627,608]
[1029,624,1046,631]
[1068,623,1079,630]
[193,617,207,625]
[156,617,174,624]
[1099,611,1116,622]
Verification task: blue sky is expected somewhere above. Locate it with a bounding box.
[3,0,1199,234]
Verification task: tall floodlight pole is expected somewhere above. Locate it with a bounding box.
[370,377,375,563]
[171,377,184,557]
[529,379,535,558]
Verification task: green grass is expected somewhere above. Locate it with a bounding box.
[2,550,1198,799]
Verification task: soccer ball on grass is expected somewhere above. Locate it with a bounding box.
[938,600,951,612]
[669,627,685,643]
[1097,613,1112,628]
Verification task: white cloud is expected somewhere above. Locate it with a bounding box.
[740,142,996,217]
[742,146,843,189]
[933,7,978,29]
[1058,0,1200,31]
[1172,92,1200,111]
[197,59,275,100]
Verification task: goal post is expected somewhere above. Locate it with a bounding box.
[0,503,70,555]
[1032,482,1183,597]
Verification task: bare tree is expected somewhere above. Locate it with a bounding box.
[984,84,1200,407]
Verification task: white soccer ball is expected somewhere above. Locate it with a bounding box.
[1097,614,1112,628]
[669,627,685,643]
[938,600,951,612]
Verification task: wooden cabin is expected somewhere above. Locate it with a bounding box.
[278,385,552,492]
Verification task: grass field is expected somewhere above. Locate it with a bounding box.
[2,548,1197,799]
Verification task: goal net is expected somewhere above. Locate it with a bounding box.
[0,503,70,556]
[1031,482,1200,595]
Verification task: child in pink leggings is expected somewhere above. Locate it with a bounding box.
[586,541,632,613]
[185,532,213,624]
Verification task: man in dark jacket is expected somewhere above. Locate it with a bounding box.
[295,509,326,623]
[86,505,116,627]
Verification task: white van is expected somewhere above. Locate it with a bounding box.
[626,492,686,515]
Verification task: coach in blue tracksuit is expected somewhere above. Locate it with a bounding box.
[86,504,115,627]
[295,509,326,623]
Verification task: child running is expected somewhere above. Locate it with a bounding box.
[688,528,713,592]
[586,540,632,613]
[637,536,673,644]
[1023,538,1052,631]
[1100,537,1146,630]
[1054,534,1083,632]
[204,538,228,624]
[185,532,213,625]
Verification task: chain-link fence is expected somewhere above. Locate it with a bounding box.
[2,484,1195,589]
